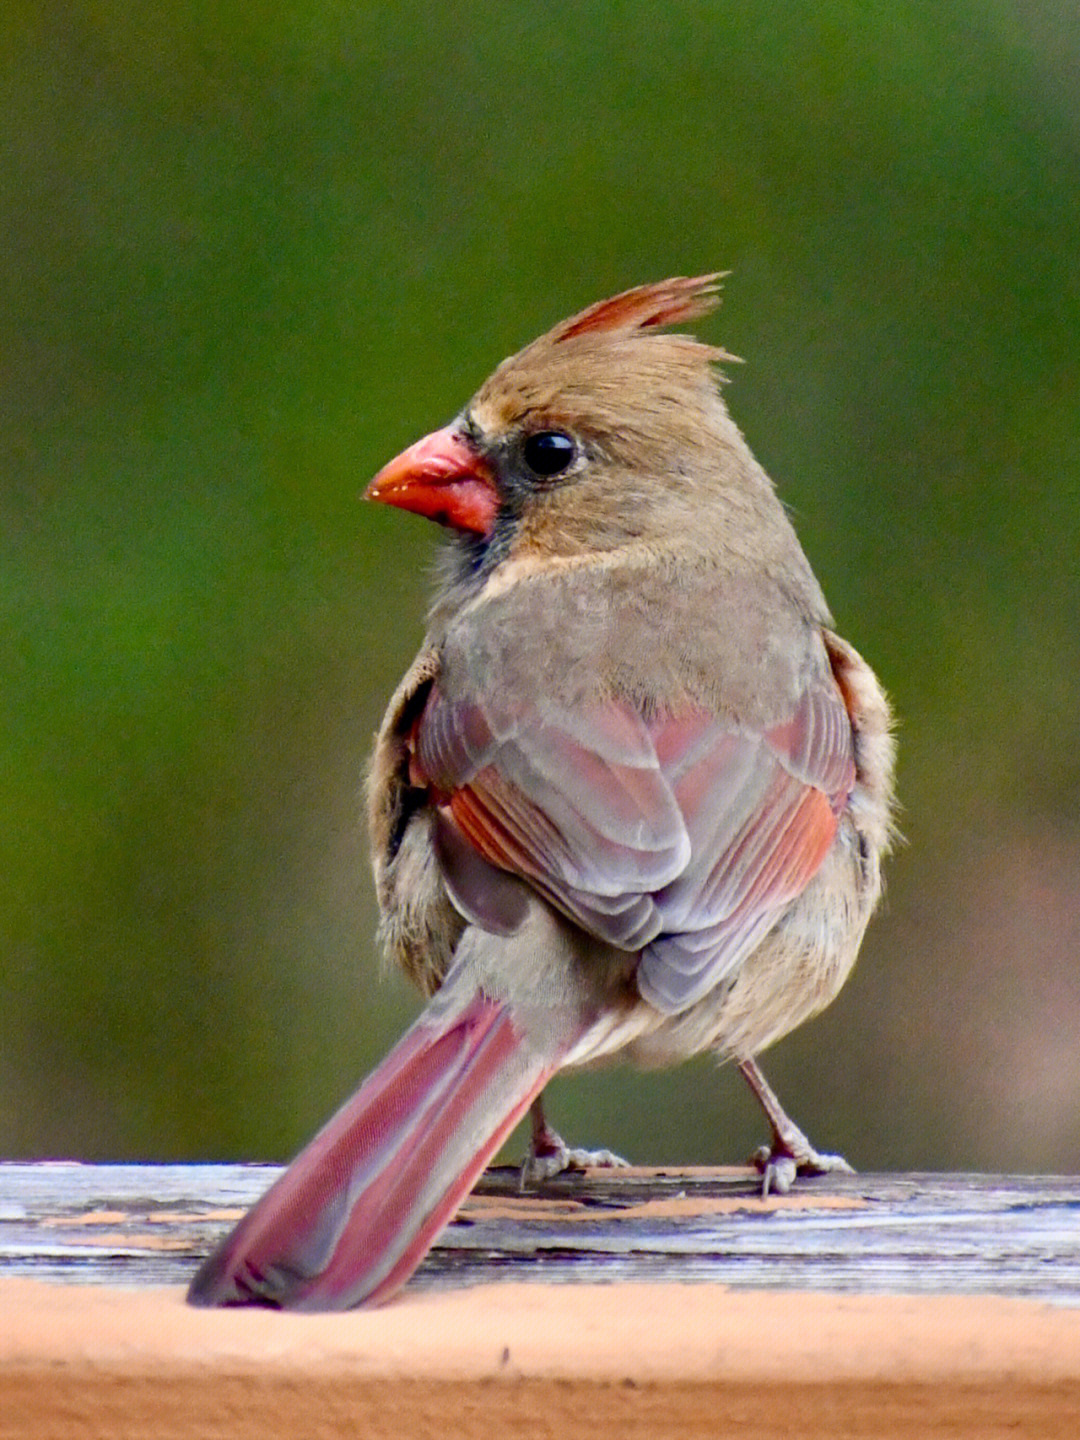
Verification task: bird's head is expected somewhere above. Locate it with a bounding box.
[366,275,764,567]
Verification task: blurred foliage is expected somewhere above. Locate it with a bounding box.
[3,1,1079,1171]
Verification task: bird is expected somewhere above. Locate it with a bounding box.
[187,274,896,1311]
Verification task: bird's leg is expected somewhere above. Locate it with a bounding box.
[518,1095,630,1189]
[738,1056,854,1197]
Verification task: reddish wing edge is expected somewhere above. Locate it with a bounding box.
[416,678,856,1015]
[188,984,567,1311]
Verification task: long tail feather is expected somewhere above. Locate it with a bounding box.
[188,972,574,1310]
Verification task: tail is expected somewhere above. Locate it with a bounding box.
[187,935,587,1310]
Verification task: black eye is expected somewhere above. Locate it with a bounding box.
[522,430,576,478]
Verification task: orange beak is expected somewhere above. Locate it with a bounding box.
[365,425,499,536]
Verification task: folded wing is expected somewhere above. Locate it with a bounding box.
[415,674,856,1014]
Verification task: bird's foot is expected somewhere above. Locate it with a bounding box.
[521,1135,630,1187]
[520,1101,629,1188]
[750,1127,854,1198]
[737,1056,854,1197]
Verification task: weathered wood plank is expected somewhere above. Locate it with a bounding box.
[2,1162,1078,1303]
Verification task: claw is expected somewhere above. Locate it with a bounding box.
[751,1141,854,1198]
[519,1097,630,1189]
[521,1143,630,1188]
[739,1056,855,1197]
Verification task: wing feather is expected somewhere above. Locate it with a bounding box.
[416,668,855,1015]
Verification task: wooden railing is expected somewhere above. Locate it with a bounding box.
[3,1163,1079,1437]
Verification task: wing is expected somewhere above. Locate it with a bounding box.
[417,684,689,948]
[414,670,855,1016]
[638,684,854,1010]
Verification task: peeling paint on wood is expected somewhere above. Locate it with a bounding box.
[2,1163,1078,1304]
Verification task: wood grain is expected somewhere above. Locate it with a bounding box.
[4,1165,1080,1439]
[3,1162,1079,1302]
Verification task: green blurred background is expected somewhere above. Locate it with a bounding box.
[3,1,1078,1173]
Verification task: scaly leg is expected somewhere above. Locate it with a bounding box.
[738,1056,854,1197]
[519,1095,630,1188]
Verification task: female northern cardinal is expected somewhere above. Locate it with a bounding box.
[188,275,895,1311]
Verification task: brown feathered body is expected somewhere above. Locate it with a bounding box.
[369,279,894,1070]
[189,276,895,1313]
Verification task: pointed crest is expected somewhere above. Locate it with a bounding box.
[475,271,739,431]
[544,273,725,346]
